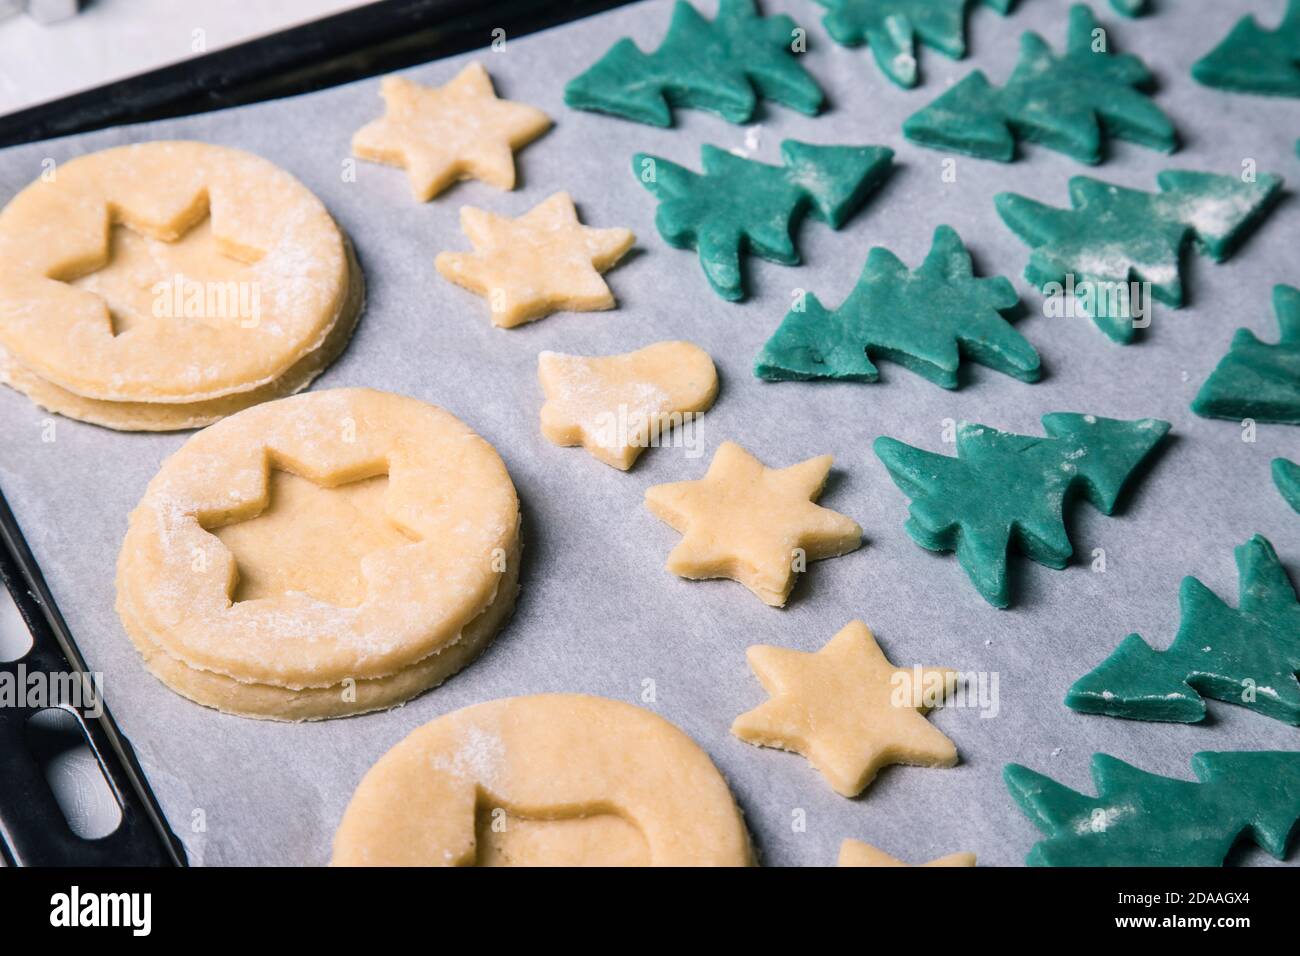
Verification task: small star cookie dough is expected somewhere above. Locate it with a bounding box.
[538,341,717,470]
[352,62,551,201]
[331,694,753,866]
[838,840,975,867]
[0,141,362,430]
[115,388,521,720]
[644,441,861,606]
[436,192,634,328]
[732,621,958,796]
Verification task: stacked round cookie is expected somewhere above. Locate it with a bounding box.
[115,388,521,720]
[0,141,362,430]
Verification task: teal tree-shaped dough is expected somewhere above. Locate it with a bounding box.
[812,0,1017,88]
[1276,458,1300,512]
[1193,0,1300,97]
[633,140,893,301]
[754,225,1040,387]
[997,170,1283,344]
[563,0,823,127]
[1109,0,1147,16]
[874,412,1169,608]
[904,5,1175,164]
[1067,535,1300,725]
[1005,751,1300,866]
[1192,284,1300,425]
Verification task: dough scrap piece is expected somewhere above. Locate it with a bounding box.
[563,0,823,127]
[115,388,520,697]
[1004,751,1300,866]
[874,412,1170,608]
[1276,458,1300,513]
[538,341,718,470]
[633,139,893,301]
[904,5,1176,164]
[1191,284,1300,425]
[352,63,551,201]
[644,441,862,606]
[838,840,976,867]
[1193,1,1300,97]
[0,141,354,405]
[755,225,1038,388]
[435,192,634,328]
[1067,535,1300,725]
[732,621,957,797]
[813,0,1017,89]
[331,694,753,866]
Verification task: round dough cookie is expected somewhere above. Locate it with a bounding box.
[332,694,753,866]
[115,388,521,719]
[0,141,358,423]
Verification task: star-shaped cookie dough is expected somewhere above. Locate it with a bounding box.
[838,840,975,868]
[644,441,861,606]
[352,62,551,201]
[731,620,958,796]
[436,192,634,328]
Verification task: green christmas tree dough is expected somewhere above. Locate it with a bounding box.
[1067,535,1300,725]
[633,140,893,301]
[754,225,1040,388]
[1276,458,1300,513]
[874,412,1169,608]
[1193,1,1300,97]
[1109,0,1148,16]
[997,170,1283,344]
[904,5,1175,164]
[563,0,823,127]
[1006,751,1300,866]
[1192,284,1300,425]
[812,0,1017,89]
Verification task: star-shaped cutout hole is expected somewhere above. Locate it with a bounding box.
[436,192,634,328]
[731,620,958,796]
[352,62,552,201]
[204,468,418,608]
[644,441,861,606]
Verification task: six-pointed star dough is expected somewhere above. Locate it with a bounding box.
[838,840,976,867]
[732,620,958,796]
[352,62,551,201]
[436,192,634,328]
[644,441,861,606]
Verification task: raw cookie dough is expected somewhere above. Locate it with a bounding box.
[0,141,359,425]
[1192,284,1300,425]
[996,170,1284,343]
[812,0,1017,89]
[1193,1,1300,97]
[904,5,1176,164]
[838,840,975,867]
[538,340,718,470]
[755,225,1038,388]
[564,0,823,127]
[874,412,1170,608]
[644,441,862,606]
[732,621,957,797]
[632,139,893,301]
[331,694,753,866]
[434,192,634,328]
[115,388,521,720]
[1276,458,1300,513]
[1067,535,1300,725]
[1005,751,1300,866]
[352,62,551,201]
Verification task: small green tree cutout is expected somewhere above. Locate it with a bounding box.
[1005,751,1300,866]
[633,140,893,301]
[1192,284,1300,425]
[564,0,823,127]
[904,5,1175,164]
[754,225,1040,388]
[1067,535,1300,725]
[874,412,1170,608]
[1193,0,1300,96]
[1276,458,1300,513]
